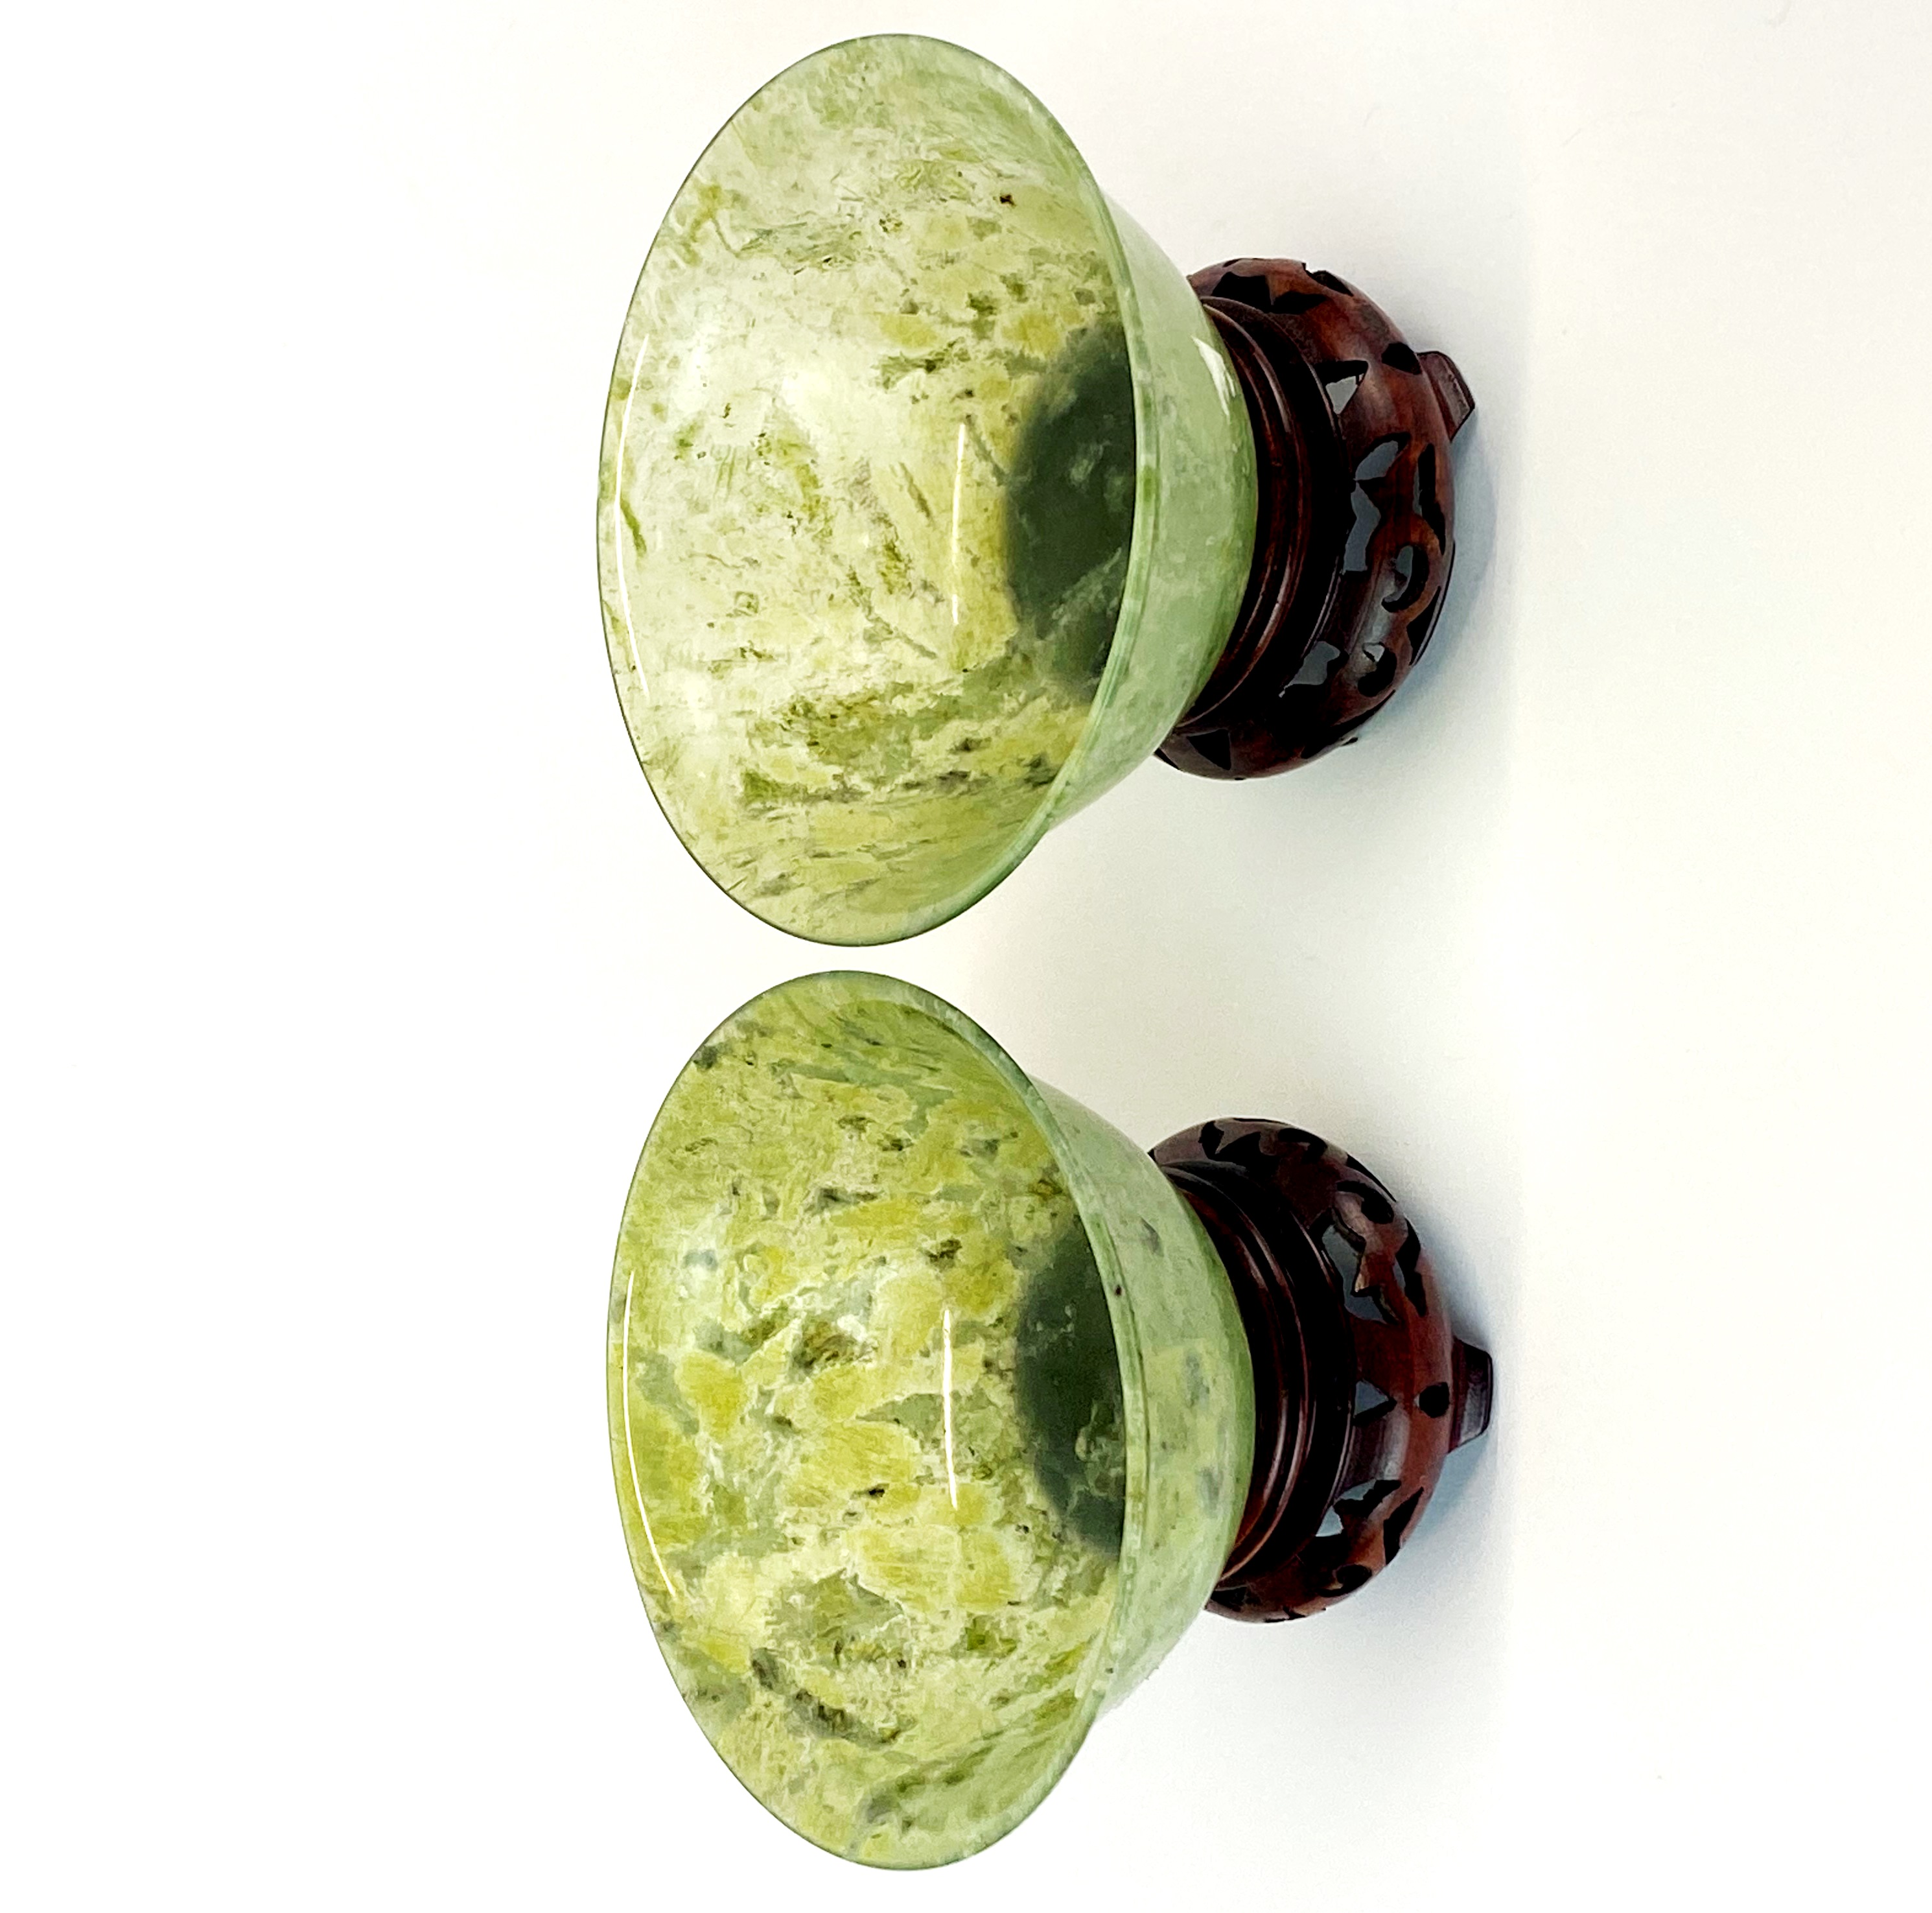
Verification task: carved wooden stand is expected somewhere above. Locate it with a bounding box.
[1153,1120,1492,1621]
[1161,259,1475,780]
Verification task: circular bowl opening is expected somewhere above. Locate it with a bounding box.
[607,972,1143,1866]
[598,36,1157,944]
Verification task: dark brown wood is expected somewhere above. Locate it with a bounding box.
[1159,261,1473,780]
[1151,1120,1491,1621]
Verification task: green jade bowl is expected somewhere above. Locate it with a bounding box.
[598,36,1257,943]
[608,974,1255,1866]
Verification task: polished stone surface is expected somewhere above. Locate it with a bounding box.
[598,37,1255,943]
[609,975,1252,1864]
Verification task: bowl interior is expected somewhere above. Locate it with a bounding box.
[601,37,1163,943]
[609,973,1134,1865]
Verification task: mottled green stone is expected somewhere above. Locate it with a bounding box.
[609,975,1253,1866]
[598,36,1257,944]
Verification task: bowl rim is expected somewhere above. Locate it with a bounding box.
[596,34,1170,946]
[610,968,1157,1865]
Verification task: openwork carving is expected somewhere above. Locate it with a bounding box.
[1152,1120,1492,1621]
[1159,260,1475,780]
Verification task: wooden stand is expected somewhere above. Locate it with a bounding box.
[1160,259,1475,780]
[1153,1120,1492,1621]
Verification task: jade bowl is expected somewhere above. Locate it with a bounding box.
[607,973,1255,1866]
[598,35,1257,944]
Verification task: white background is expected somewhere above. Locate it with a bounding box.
[5,2,1929,1907]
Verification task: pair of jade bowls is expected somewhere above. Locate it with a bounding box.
[600,35,1489,1870]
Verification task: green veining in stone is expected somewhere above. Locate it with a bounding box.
[609,974,1253,1866]
[598,37,1257,944]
